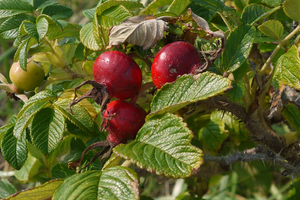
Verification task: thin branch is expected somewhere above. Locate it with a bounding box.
[201,95,300,168]
[203,147,300,176]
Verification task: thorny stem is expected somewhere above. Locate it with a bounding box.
[218,12,233,32]
[203,146,300,176]
[259,25,300,76]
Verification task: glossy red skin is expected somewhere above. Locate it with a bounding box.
[104,100,147,145]
[93,51,142,99]
[151,41,202,89]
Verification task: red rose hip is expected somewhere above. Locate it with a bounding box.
[104,100,147,145]
[93,51,142,99]
[151,41,202,89]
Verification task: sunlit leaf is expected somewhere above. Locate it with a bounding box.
[272,45,300,89]
[114,113,203,178]
[258,20,284,41]
[13,90,57,139]
[4,179,63,200]
[53,167,139,200]
[0,0,34,18]
[150,72,232,117]
[0,14,35,39]
[54,98,94,135]
[222,25,256,72]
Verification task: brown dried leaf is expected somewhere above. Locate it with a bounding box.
[185,8,226,49]
[268,85,285,119]
[108,15,169,50]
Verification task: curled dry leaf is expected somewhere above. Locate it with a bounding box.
[185,8,226,49]
[108,15,169,50]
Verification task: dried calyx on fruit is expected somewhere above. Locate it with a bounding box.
[68,50,142,120]
[151,41,202,89]
[69,100,147,172]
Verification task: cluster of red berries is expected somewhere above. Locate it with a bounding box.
[94,41,202,145]
[92,50,147,145]
[70,41,202,170]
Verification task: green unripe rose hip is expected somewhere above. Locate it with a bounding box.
[9,61,45,92]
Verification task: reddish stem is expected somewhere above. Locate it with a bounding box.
[130,82,155,104]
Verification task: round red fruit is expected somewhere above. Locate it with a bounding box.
[93,51,142,99]
[151,41,202,89]
[104,100,147,145]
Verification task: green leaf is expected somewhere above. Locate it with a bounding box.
[95,0,142,18]
[210,110,248,142]
[53,166,140,200]
[14,37,37,70]
[63,137,86,162]
[150,72,232,116]
[54,98,94,135]
[4,179,63,200]
[228,82,245,102]
[36,17,49,41]
[0,0,34,18]
[41,5,73,20]
[114,113,203,178]
[13,90,58,139]
[93,0,142,48]
[188,2,216,22]
[258,20,284,41]
[262,0,282,7]
[33,0,58,10]
[234,0,246,10]
[47,135,74,166]
[167,0,191,16]
[14,153,43,182]
[199,119,228,151]
[222,25,256,72]
[23,21,39,41]
[98,5,132,29]
[83,7,96,20]
[0,117,16,144]
[0,179,17,198]
[141,0,173,15]
[0,14,35,39]
[283,0,300,22]
[232,60,250,81]
[190,0,235,13]
[272,46,300,89]
[241,4,280,25]
[1,126,27,170]
[282,104,300,133]
[51,163,76,179]
[47,23,80,40]
[31,107,65,155]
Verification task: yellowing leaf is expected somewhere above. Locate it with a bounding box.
[59,90,97,119]
[4,179,63,200]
